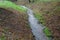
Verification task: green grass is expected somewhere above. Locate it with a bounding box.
[0,1,27,12]
[0,33,6,40]
[34,13,45,25]
[35,0,60,3]
[43,27,52,37]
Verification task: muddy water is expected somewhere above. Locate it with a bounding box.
[21,6,48,40]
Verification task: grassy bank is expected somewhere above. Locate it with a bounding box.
[0,1,27,12]
[34,12,52,38]
[34,13,45,25]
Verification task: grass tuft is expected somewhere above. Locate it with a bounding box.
[43,27,52,37]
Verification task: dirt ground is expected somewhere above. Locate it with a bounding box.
[27,2,60,40]
[0,8,35,40]
[16,1,60,40]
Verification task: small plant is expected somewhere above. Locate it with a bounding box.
[34,13,46,25]
[0,33,6,40]
[43,27,52,37]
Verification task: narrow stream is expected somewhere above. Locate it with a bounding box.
[21,6,48,40]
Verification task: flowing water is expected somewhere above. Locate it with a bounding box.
[21,6,48,40]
